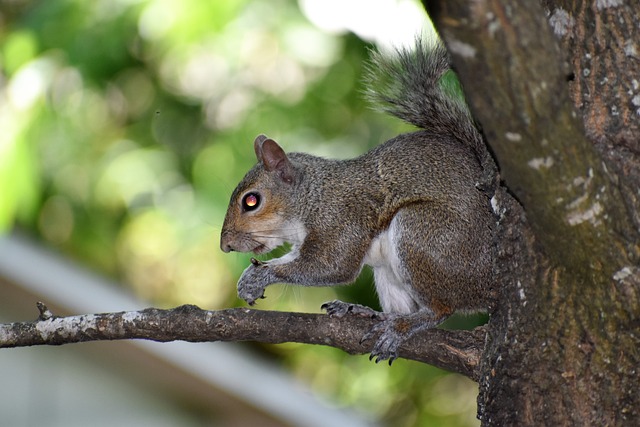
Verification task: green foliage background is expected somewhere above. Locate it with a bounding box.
[0,0,480,425]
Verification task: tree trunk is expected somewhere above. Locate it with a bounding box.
[424,0,640,424]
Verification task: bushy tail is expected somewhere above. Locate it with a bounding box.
[365,39,490,170]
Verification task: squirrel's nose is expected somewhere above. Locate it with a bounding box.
[220,240,233,253]
[220,231,234,253]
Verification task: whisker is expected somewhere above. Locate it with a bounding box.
[242,225,307,234]
[248,233,305,241]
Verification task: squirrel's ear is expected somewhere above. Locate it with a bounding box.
[253,134,269,161]
[254,135,295,184]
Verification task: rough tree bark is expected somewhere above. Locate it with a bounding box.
[424,0,640,425]
[1,1,638,425]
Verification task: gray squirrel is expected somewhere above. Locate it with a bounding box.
[220,40,496,363]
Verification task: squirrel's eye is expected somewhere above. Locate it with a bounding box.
[242,192,261,211]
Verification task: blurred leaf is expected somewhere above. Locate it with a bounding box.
[2,30,39,75]
[0,111,40,232]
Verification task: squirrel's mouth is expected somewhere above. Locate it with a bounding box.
[252,244,270,254]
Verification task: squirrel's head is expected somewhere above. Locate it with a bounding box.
[220,135,306,254]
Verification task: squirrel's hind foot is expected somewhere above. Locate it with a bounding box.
[323,301,446,364]
[363,311,445,365]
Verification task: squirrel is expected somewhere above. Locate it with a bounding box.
[220,39,497,363]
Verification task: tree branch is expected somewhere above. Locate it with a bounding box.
[0,303,486,380]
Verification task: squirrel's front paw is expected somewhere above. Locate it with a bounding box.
[237,263,274,305]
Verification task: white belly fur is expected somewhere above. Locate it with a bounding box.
[363,216,420,314]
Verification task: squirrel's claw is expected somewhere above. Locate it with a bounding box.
[321,300,352,317]
[369,326,402,365]
[322,300,382,318]
[238,282,266,305]
[322,300,400,363]
[237,262,274,306]
[240,289,264,306]
[365,311,444,364]
[361,319,402,364]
